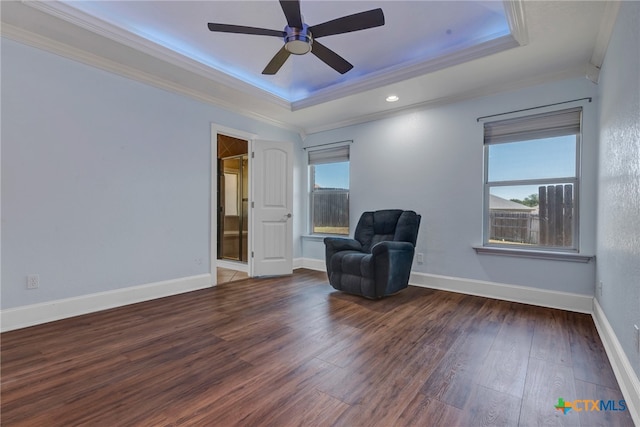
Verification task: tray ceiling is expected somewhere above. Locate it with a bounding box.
[1,1,616,134]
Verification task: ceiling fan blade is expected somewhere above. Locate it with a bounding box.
[262,46,291,75]
[279,0,303,29]
[311,40,353,74]
[208,23,285,37]
[310,8,385,38]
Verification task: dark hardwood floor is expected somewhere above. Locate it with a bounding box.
[1,269,635,426]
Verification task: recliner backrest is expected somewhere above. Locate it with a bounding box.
[394,210,421,246]
[354,210,420,253]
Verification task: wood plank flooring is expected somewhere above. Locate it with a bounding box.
[1,269,635,426]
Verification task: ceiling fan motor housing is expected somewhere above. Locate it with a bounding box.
[284,23,312,55]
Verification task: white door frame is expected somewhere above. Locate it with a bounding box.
[210,123,256,285]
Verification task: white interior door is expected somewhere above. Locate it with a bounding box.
[251,139,294,277]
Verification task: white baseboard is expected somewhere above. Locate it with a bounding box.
[0,274,212,332]
[299,258,592,312]
[299,258,326,272]
[592,299,640,425]
[409,271,594,313]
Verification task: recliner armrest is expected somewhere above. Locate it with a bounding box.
[370,241,416,297]
[324,237,364,277]
[371,240,415,256]
[324,237,363,253]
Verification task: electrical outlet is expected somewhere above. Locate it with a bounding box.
[634,325,639,353]
[416,253,424,264]
[26,274,39,289]
[597,281,603,296]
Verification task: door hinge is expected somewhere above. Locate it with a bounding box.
[251,152,255,158]
[251,251,254,258]
[251,201,254,208]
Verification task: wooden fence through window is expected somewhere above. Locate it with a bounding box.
[490,212,538,244]
[313,192,349,228]
[538,184,573,246]
[490,184,573,246]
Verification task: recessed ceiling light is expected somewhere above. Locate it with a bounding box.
[386,95,399,102]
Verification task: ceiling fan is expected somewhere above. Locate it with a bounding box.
[207,0,385,75]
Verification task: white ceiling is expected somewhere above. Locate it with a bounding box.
[1,1,618,135]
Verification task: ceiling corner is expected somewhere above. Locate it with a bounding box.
[590,0,621,68]
[504,0,529,46]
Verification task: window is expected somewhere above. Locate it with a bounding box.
[483,107,581,251]
[308,145,350,235]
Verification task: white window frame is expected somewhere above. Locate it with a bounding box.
[482,107,583,253]
[307,144,350,236]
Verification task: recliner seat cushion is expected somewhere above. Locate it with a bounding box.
[330,251,374,278]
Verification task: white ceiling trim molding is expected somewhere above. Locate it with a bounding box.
[591,0,621,67]
[294,0,527,110]
[503,0,529,46]
[23,0,528,113]
[1,22,303,135]
[304,66,587,135]
[292,34,520,111]
[23,0,292,110]
[587,0,621,83]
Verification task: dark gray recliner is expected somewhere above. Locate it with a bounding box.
[324,209,421,299]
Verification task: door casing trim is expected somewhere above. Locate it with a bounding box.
[210,124,257,284]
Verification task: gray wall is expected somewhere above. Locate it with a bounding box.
[1,37,303,310]
[596,0,640,379]
[302,77,599,295]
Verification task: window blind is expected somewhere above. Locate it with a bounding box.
[308,145,350,165]
[484,107,582,145]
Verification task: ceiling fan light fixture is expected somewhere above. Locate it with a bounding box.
[284,24,312,55]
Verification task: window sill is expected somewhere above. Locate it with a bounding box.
[473,246,594,263]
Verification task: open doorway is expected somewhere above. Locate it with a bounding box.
[217,134,249,284]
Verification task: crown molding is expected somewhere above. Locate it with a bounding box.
[22,0,292,110]
[1,22,303,135]
[8,0,555,137]
[304,66,587,135]
[591,0,621,67]
[581,0,621,84]
[276,0,529,109]
[503,0,529,46]
[292,34,520,111]
[21,0,528,113]
[2,20,582,139]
